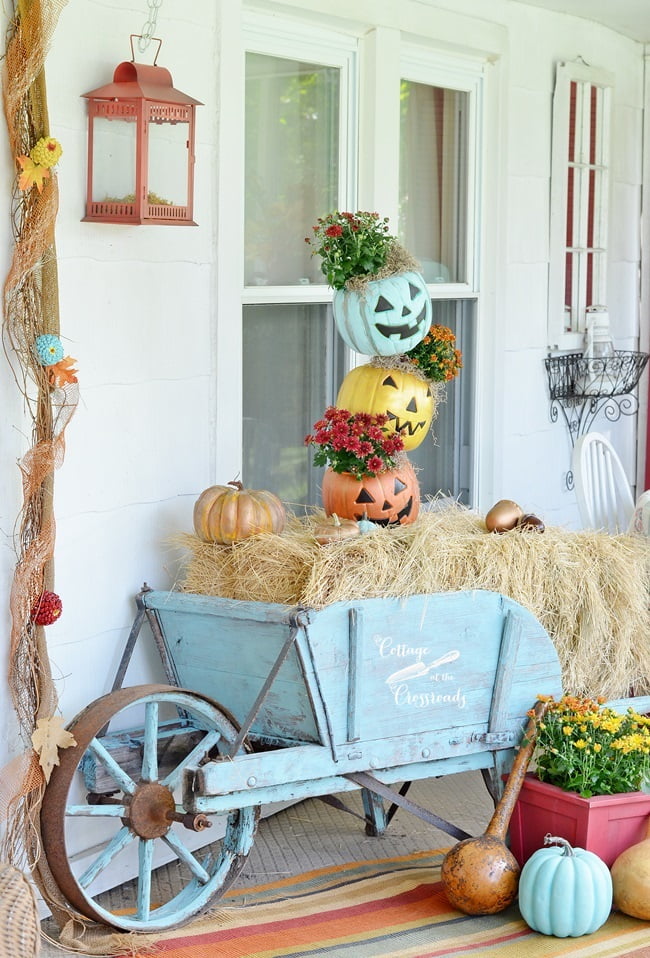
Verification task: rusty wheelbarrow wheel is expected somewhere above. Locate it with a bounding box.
[41,684,258,932]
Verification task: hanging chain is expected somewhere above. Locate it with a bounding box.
[138,0,163,54]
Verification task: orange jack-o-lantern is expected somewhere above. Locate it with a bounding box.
[336,364,434,451]
[321,459,420,526]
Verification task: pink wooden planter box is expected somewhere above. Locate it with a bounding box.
[509,774,650,867]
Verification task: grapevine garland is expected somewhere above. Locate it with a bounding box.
[1,0,75,892]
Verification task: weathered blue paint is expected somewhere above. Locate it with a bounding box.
[142,589,564,819]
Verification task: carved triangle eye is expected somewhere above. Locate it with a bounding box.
[394,478,407,494]
[355,488,376,504]
[375,295,393,313]
[408,282,420,298]
[382,375,398,388]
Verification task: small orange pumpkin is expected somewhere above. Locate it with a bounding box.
[193,480,286,544]
[313,513,360,545]
[321,459,420,526]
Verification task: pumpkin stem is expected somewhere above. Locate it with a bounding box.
[543,834,575,856]
[228,480,245,491]
[331,513,341,526]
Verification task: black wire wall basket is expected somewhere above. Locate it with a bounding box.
[545,350,649,490]
[545,350,649,401]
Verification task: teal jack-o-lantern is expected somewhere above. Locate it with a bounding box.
[332,271,431,356]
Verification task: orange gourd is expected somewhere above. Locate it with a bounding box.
[441,701,546,915]
[321,459,420,526]
[193,480,286,544]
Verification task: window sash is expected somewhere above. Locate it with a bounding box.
[243,12,357,296]
[400,44,483,296]
[548,61,613,350]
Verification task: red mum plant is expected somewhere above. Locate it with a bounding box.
[305,406,405,480]
[305,211,394,290]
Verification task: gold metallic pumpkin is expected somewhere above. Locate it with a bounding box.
[336,364,434,451]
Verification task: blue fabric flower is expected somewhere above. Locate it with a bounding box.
[35,333,64,366]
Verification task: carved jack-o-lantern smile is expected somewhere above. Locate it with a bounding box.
[336,364,435,451]
[332,270,432,356]
[374,284,428,341]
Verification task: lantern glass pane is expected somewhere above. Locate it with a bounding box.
[399,81,469,284]
[91,116,136,203]
[244,52,340,287]
[242,303,345,505]
[147,119,190,207]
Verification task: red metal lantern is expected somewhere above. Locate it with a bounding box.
[82,39,202,225]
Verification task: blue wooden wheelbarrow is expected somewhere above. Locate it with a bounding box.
[41,587,563,931]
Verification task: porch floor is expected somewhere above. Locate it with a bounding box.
[40,769,493,955]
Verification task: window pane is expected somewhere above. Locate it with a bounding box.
[409,300,474,505]
[244,53,340,287]
[560,74,610,333]
[399,80,469,284]
[242,305,345,505]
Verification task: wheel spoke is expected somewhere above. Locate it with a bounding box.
[66,803,126,817]
[162,728,222,791]
[142,701,159,782]
[88,737,137,795]
[78,826,135,889]
[137,839,154,922]
[162,829,210,883]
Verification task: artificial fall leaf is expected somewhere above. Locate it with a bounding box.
[31,716,77,783]
[48,356,78,387]
[17,155,51,193]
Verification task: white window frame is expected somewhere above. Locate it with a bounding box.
[548,60,614,351]
[214,3,493,505]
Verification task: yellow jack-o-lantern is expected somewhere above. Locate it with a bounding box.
[336,364,435,451]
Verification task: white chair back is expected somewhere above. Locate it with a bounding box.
[572,432,635,533]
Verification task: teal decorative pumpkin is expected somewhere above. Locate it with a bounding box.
[332,271,431,355]
[518,835,612,937]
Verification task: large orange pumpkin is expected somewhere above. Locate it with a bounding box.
[321,459,420,526]
[336,364,435,451]
[193,480,286,544]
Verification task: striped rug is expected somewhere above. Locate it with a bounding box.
[134,849,650,958]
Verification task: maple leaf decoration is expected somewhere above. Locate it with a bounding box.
[31,716,77,783]
[17,155,51,193]
[48,356,78,387]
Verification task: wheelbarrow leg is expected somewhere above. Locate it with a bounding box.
[362,782,413,836]
[361,787,388,836]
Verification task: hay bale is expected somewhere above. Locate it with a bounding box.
[176,508,650,699]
